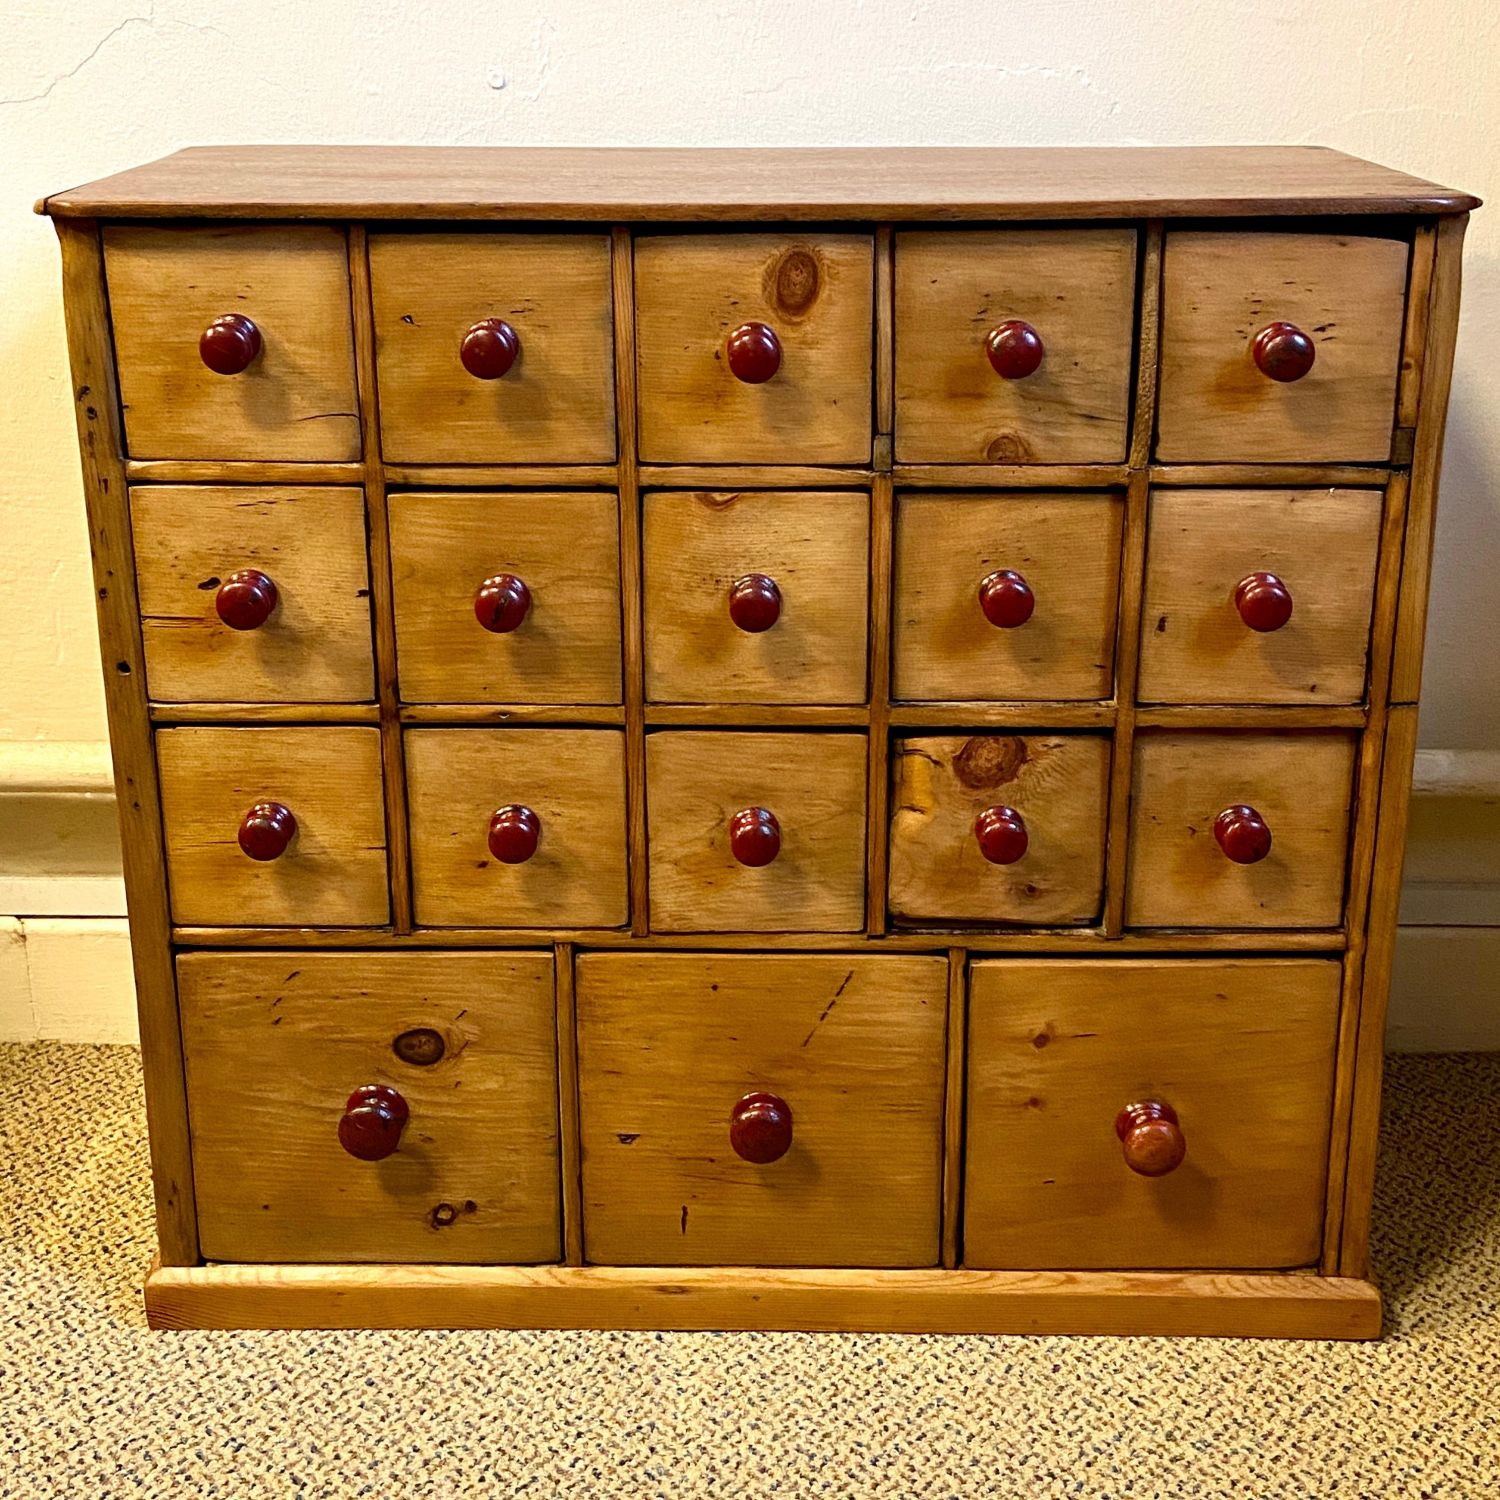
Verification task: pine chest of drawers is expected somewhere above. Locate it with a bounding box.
[42,146,1476,1336]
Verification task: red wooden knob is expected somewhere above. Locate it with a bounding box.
[726,321,782,384]
[974,805,1028,865]
[730,1091,793,1164]
[985,319,1045,380]
[237,800,296,861]
[728,573,782,633]
[1233,572,1294,633]
[1115,1100,1186,1177]
[474,574,532,633]
[1214,804,1272,865]
[729,806,781,867]
[978,569,1036,629]
[199,313,262,375]
[488,804,541,864]
[460,318,520,379]
[214,569,278,631]
[1251,321,1316,383]
[338,1084,410,1162]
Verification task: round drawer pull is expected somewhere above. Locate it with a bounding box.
[1251,321,1316,383]
[339,1083,409,1161]
[237,800,296,862]
[460,318,520,379]
[1214,804,1272,865]
[214,569,278,631]
[199,313,262,375]
[488,804,541,864]
[985,319,1044,380]
[726,321,782,384]
[730,1090,793,1164]
[1115,1099,1186,1177]
[978,569,1036,629]
[1234,571,1294,633]
[474,573,532,633]
[728,573,782,633]
[974,805,1028,865]
[729,806,781,867]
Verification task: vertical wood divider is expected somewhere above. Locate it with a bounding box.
[940,946,968,1268]
[554,941,585,1265]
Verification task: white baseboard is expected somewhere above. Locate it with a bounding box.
[0,916,138,1044]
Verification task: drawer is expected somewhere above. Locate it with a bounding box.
[180,951,559,1262]
[369,232,616,464]
[635,234,873,464]
[131,485,374,704]
[406,729,628,928]
[964,958,1339,1268]
[888,735,1109,925]
[157,727,388,927]
[576,952,947,1266]
[103,225,360,461]
[643,489,869,705]
[894,229,1138,464]
[1157,231,1409,462]
[1138,488,1383,705]
[389,491,622,705]
[1126,732,1356,928]
[646,731,867,933]
[892,492,1123,702]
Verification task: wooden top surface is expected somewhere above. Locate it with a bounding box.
[39,145,1478,221]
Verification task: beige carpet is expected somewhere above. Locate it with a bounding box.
[1,1044,1495,1498]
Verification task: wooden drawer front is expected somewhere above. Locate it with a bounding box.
[635,234,873,464]
[964,958,1339,1269]
[406,729,628,928]
[894,229,1138,464]
[1126,732,1356,928]
[1138,489,1383,706]
[646,732,867,933]
[131,486,374,704]
[157,727,388,927]
[643,490,869,705]
[892,492,1123,702]
[390,492,622,705]
[1157,231,1409,462]
[103,225,360,461]
[576,953,947,1266]
[180,951,560,1263]
[369,232,616,464]
[888,735,1110,925]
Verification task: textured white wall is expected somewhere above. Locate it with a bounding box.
[1,0,1495,750]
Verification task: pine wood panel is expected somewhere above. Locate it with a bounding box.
[369,232,616,463]
[642,489,869,705]
[892,492,1123,701]
[103,225,360,461]
[575,952,946,1266]
[388,491,622,705]
[964,958,1341,1269]
[179,951,559,1263]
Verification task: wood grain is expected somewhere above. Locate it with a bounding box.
[554,942,584,1266]
[940,947,967,1269]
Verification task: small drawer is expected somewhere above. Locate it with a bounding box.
[576,952,947,1266]
[180,951,560,1263]
[103,225,360,462]
[1139,488,1383,705]
[635,234,873,464]
[1126,732,1356,928]
[390,491,622,705]
[156,727,388,927]
[643,489,869,705]
[888,735,1109,925]
[131,485,374,704]
[369,232,616,464]
[892,492,1123,702]
[646,731,866,933]
[964,958,1340,1269]
[406,728,628,928]
[894,228,1138,463]
[1157,231,1409,462]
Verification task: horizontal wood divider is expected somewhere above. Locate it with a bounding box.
[125,460,367,485]
[638,464,874,489]
[397,703,627,726]
[149,702,382,724]
[893,464,1130,489]
[1146,464,1392,488]
[384,464,618,488]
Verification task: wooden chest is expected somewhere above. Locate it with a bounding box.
[41,146,1476,1337]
